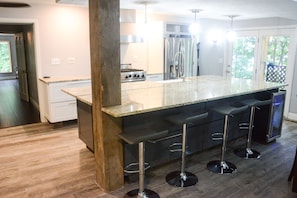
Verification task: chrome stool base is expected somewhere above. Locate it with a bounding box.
[234,148,261,159]
[207,160,237,174]
[124,189,160,198]
[166,171,198,187]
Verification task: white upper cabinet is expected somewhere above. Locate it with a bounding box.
[120,21,164,75]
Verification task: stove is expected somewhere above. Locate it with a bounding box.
[120,68,146,83]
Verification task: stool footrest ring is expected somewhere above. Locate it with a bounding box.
[168,142,183,152]
[211,132,223,141]
[239,123,249,130]
[124,162,150,174]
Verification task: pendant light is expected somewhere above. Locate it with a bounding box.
[226,15,238,41]
[189,9,202,35]
[134,0,157,37]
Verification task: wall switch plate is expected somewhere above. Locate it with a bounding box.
[67,57,76,64]
[51,58,60,65]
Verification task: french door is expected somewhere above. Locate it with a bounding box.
[15,32,29,102]
[225,27,297,117]
[227,32,258,80]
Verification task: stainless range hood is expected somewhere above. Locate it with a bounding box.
[120,9,143,43]
[56,0,88,6]
[120,35,143,43]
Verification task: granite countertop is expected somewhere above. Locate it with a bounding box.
[39,75,91,84]
[62,75,286,118]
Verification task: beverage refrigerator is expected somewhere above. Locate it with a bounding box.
[253,90,286,143]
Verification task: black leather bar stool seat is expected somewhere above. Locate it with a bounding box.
[207,102,248,174]
[234,98,272,159]
[119,128,168,198]
[165,112,208,187]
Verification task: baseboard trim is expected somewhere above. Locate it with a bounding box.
[288,113,297,122]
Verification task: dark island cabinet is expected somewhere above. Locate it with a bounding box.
[77,100,93,152]
[76,89,284,169]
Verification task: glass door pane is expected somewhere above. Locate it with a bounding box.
[262,35,290,84]
[0,41,13,73]
[231,36,257,79]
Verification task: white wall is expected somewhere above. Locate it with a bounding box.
[0,4,90,122]
[199,19,227,76]
[0,4,91,78]
[1,4,297,122]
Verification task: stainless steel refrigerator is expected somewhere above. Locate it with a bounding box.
[163,34,199,80]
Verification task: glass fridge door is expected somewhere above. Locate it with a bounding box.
[267,91,286,142]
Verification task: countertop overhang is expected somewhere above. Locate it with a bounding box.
[39,75,91,84]
[62,75,286,118]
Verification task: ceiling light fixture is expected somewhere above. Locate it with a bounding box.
[226,15,239,41]
[188,9,202,35]
[134,0,158,22]
[134,0,157,37]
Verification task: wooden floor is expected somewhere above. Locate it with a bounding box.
[0,79,40,129]
[1,120,297,198]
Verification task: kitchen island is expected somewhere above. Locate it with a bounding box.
[63,75,286,190]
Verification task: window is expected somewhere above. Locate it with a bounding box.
[0,41,13,73]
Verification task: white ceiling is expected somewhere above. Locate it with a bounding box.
[3,0,297,21]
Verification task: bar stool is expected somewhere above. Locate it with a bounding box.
[165,112,208,187]
[118,128,168,198]
[234,98,272,159]
[207,102,248,174]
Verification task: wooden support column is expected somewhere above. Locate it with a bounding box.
[89,0,123,192]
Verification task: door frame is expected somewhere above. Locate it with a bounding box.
[0,17,45,121]
[224,25,297,118]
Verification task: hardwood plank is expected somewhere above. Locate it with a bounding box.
[0,79,40,129]
[0,121,297,197]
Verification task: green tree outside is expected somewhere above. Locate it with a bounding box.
[231,35,290,82]
[0,41,12,73]
[232,36,256,79]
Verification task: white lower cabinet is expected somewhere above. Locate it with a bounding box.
[49,101,77,122]
[42,79,90,123]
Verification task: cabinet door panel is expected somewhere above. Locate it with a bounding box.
[48,101,77,122]
[49,80,90,102]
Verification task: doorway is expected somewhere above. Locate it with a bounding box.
[225,27,297,118]
[0,24,40,128]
